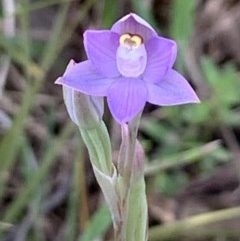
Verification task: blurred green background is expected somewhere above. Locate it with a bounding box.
[0,0,240,240]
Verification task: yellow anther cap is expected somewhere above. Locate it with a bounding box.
[119,33,142,48]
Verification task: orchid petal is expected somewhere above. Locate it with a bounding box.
[84,30,120,77]
[143,36,177,84]
[147,69,200,106]
[111,13,157,41]
[107,77,147,123]
[56,60,115,96]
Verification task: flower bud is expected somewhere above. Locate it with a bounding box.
[58,60,104,129]
[132,140,145,182]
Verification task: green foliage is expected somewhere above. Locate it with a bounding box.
[139,0,239,197]
[78,205,111,241]
[0,0,108,240]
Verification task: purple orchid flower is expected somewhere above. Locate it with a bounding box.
[56,13,200,123]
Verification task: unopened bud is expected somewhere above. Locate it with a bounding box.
[118,124,145,181]
[57,60,104,129]
[132,140,145,181]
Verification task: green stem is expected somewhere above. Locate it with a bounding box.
[126,177,148,241]
[116,111,148,241]
[80,121,112,176]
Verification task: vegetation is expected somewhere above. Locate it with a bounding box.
[0,0,240,240]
